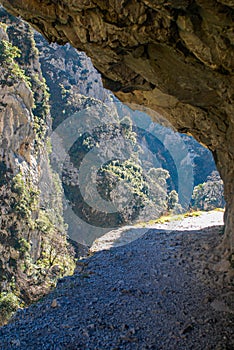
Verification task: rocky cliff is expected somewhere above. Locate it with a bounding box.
[0,0,233,259]
[0,3,230,328]
[0,3,231,327]
[0,11,75,325]
[32,29,220,245]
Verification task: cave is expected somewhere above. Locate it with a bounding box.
[0,0,233,262]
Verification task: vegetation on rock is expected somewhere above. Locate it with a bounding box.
[0,12,76,326]
[0,6,228,326]
[191,171,225,211]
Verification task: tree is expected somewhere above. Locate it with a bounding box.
[167,190,183,214]
[191,171,225,211]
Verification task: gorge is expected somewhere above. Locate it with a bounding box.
[0,0,233,261]
[0,2,233,348]
[0,7,221,314]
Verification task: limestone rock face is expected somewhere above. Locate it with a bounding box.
[0,11,75,325]
[0,0,233,255]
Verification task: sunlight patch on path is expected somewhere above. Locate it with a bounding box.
[90,210,224,253]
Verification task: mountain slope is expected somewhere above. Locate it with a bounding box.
[0,10,75,325]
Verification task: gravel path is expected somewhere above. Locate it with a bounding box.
[0,212,233,350]
[90,210,224,252]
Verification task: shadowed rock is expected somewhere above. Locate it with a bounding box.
[0,0,233,259]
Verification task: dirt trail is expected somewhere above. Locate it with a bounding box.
[90,210,224,252]
[0,211,233,350]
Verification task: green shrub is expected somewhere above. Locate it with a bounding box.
[12,173,40,222]
[0,39,31,87]
[18,238,30,254]
[0,39,20,62]
[0,292,19,325]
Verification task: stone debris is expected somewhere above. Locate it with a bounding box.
[0,214,233,349]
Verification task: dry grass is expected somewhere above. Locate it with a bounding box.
[134,208,224,228]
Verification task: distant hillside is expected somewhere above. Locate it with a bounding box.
[33,31,222,245]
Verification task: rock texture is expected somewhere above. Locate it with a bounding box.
[0,10,75,325]
[0,220,233,349]
[0,0,233,258]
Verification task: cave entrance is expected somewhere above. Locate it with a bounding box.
[0,5,226,251]
[46,67,225,247]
